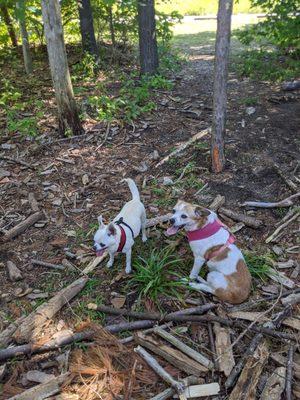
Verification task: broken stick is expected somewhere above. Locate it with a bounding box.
[134,345,185,399]
[155,128,210,168]
[219,207,262,228]
[242,192,300,208]
[154,326,213,369]
[13,276,88,343]
[266,209,300,243]
[146,213,172,228]
[286,344,294,400]
[1,211,44,242]
[31,259,65,271]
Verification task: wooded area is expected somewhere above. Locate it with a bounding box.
[0,0,299,398]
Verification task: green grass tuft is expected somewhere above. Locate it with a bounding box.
[244,252,273,281]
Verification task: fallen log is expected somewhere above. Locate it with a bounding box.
[1,211,44,242]
[242,192,300,208]
[134,345,186,399]
[219,207,262,229]
[8,373,69,400]
[155,128,210,168]
[228,340,269,400]
[154,326,213,369]
[13,276,89,343]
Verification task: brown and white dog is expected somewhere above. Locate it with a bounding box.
[166,200,251,304]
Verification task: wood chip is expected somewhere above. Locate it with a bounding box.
[6,261,23,281]
[213,320,235,377]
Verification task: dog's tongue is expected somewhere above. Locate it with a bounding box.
[96,249,106,257]
[166,226,179,236]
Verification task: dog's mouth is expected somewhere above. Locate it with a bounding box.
[166,224,186,236]
[96,248,107,257]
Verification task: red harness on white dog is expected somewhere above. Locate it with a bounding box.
[187,219,235,261]
[115,217,134,253]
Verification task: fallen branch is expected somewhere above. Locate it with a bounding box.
[81,252,107,274]
[8,373,69,400]
[155,128,210,168]
[91,305,297,341]
[209,195,225,211]
[266,209,299,243]
[228,340,269,400]
[31,259,65,271]
[13,276,89,343]
[134,345,186,399]
[146,213,172,228]
[0,320,157,362]
[120,322,173,344]
[286,344,295,400]
[154,326,213,369]
[219,207,262,229]
[1,211,44,242]
[242,192,300,208]
[135,332,208,375]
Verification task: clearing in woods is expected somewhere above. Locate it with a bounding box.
[0,15,299,400]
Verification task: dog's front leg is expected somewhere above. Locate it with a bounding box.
[125,248,132,274]
[189,257,205,280]
[107,252,115,268]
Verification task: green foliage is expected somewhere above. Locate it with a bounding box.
[128,247,184,302]
[72,52,99,81]
[244,252,273,281]
[88,73,173,123]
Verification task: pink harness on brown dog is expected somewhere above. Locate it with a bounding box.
[187,219,235,261]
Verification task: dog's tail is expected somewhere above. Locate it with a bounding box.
[123,178,140,200]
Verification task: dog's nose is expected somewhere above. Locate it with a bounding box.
[100,242,106,248]
[170,218,175,225]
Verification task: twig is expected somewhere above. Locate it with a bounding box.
[134,346,185,398]
[273,162,298,193]
[31,259,65,271]
[242,192,300,208]
[155,128,210,168]
[286,344,294,400]
[95,122,110,150]
[266,209,300,243]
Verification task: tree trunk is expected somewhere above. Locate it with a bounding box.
[0,5,18,47]
[211,0,233,173]
[16,0,33,74]
[78,0,98,56]
[41,0,84,136]
[108,6,115,47]
[137,0,159,75]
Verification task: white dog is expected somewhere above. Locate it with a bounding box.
[93,178,147,274]
[166,200,251,304]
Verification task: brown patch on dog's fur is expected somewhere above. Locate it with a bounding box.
[204,246,230,261]
[215,259,251,304]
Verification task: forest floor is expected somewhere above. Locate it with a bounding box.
[0,17,299,400]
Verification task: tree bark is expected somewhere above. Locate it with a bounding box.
[107,5,116,47]
[137,0,159,75]
[78,0,98,56]
[211,0,233,173]
[0,5,18,47]
[16,0,33,74]
[41,0,84,136]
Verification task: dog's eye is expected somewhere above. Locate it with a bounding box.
[107,233,112,237]
[181,214,187,219]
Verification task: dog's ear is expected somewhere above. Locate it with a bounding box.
[98,215,104,227]
[107,223,117,236]
[194,206,210,218]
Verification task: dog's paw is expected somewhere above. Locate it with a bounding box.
[142,235,147,243]
[189,273,199,281]
[189,282,200,290]
[107,261,113,269]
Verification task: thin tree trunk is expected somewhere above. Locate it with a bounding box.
[78,0,98,56]
[211,0,233,173]
[137,0,159,75]
[0,5,18,47]
[108,6,115,47]
[41,0,84,136]
[16,0,33,74]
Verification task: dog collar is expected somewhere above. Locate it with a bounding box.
[187,219,235,243]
